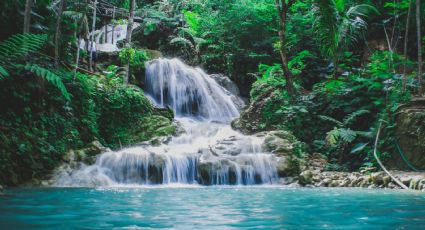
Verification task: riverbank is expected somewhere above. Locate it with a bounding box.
[290,154,425,191]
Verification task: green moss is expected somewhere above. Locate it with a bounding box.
[0,71,174,186]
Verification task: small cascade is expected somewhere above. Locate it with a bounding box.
[54,59,280,187]
[145,58,240,122]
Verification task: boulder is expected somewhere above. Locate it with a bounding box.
[299,170,313,185]
[261,131,301,156]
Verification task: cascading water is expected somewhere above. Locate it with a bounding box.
[54,58,279,187]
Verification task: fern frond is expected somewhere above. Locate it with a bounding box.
[24,64,71,100]
[339,128,357,143]
[319,115,343,127]
[0,66,9,80]
[343,109,370,125]
[0,33,48,63]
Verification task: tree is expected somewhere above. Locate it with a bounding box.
[417,0,423,95]
[312,0,377,76]
[23,0,33,33]
[275,0,296,97]
[54,0,66,68]
[403,0,413,90]
[124,0,135,86]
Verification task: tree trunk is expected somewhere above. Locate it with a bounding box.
[112,7,115,44]
[124,0,135,86]
[417,0,423,96]
[23,0,32,33]
[89,0,97,72]
[275,0,295,97]
[54,0,65,68]
[403,0,413,90]
[74,37,81,81]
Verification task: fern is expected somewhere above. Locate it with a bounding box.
[319,115,343,127]
[339,128,356,143]
[24,64,71,101]
[0,33,48,63]
[343,109,370,125]
[0,66,9,80]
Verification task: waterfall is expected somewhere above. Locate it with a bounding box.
[145,58,240,122]
[54,59,279,187]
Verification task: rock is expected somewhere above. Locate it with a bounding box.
[382,176,391,186]
[0,185,3,195]
[154,107,174,121]
[211,74,241,96]
[418,179,425,190]
[210,74,246,111]
[299,170,313,185]
[279,177,296,185]
[371,172,385,185]
[409,179,419,190]
[400,177,412,186]
[276,156,301,177]
[322,178,332,186]
[261,131,299,155]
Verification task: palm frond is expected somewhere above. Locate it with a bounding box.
[312,0,339,58]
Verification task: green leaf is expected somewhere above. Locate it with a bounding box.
[350,142,368,154]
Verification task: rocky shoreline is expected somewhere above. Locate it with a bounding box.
[290,154,425,191]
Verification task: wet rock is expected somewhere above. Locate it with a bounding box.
[279,177,296,185]
[211,74,241,96]
[299,170,313,185]
[0,185,3,195]
[261,131,299,156]
[381,176,390,186]
[401,177,412,186]
[276,157,301,177]
[85,140,109,156]
[371,172,385,185]
[418,179,425,190]
[154,106,174,121]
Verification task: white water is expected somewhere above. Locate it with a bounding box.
[79,23,139,53]
[54,59,279,187]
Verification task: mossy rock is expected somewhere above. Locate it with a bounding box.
[133,115,176,143]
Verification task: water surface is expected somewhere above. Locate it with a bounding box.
[1,187,424,229]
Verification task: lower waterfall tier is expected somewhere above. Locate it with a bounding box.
[54,118,280,187]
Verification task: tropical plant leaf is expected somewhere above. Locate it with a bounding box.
[0,66,9,80]
[326,127,340,146]
[170,37,194,49]
[0,33,48,63]
[343,109,370,125]
[24,64,71,100]
[350,142,368,154]
[319,115,343,127]
[339,128,357,143]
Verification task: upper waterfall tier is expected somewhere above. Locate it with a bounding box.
[145,58,240,122]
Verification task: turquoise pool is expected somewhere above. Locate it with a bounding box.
[0,187,424,229]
